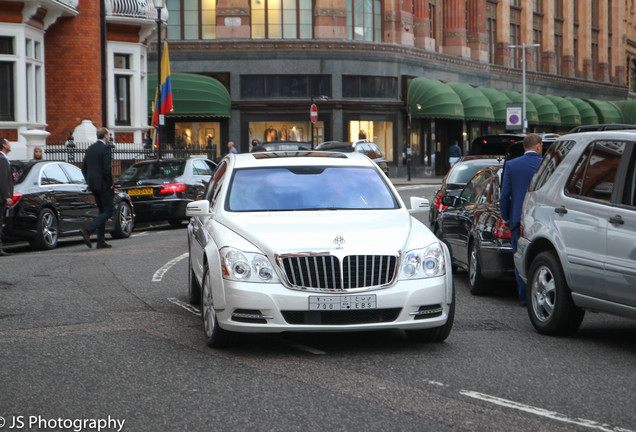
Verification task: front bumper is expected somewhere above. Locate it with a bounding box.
[214,277,451,333]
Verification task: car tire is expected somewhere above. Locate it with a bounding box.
[30,208,58,250]
[111,201,134,239]
[188,251,201,305]
[527,251,584,336]
[201,266,233,348]
[468,242,491,295]
[405,282,455,343]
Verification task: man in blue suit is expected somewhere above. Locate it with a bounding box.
[499,133,543,306]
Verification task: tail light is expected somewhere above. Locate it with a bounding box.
[434,191,447,212]
[160,183,187,194]
[493,217,511,239]
[10,191,22,208]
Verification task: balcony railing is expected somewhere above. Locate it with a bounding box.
[105,0,156,20]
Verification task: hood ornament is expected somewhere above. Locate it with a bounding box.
[333,235,345,249]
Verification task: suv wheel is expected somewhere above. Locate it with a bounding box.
[468,242,490,295]
[527,251,584,336]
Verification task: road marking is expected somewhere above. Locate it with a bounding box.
[395,184,438,191]
[153,253,188,282]
[167,297,201,315]
[461,390,634,432]
[131,231,149,237]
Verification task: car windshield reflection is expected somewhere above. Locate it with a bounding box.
[227,166,398,212]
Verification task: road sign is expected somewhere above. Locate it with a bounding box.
[310,104,318,124]
[506,103,522,130]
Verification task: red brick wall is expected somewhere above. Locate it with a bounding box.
[0,2,23,22]
[45,0,103,142]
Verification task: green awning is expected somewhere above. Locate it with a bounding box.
[501,90,539,124]
[476,87,513,122]
[408,78,464,120]
[526,93,561,126]
[584,99,623,124]
[612,100,636,124]
[447,83,494,121]
[567,98,599,125]
[148,72,231,117]
[546,96,581,127]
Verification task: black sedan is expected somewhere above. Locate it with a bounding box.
[4,160,134,250]
[429,156,504,235]
[436,165,514,295]
[115,157,216,226]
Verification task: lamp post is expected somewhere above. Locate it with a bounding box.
[154,0,164,159]
[310,95,329,147]
[508,43,540,133]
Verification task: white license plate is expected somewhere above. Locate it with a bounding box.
[309,295,377,311]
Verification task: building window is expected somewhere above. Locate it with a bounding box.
[347,120,394,161]
[346,0,382,41]
[241,75,331,99]
[533,0,542,13]
[533,29,542,71]
[0,36,14,121]
[114,54,131,125]
[167,0,217,40]
[487,17,496,64]
[510,24,521,68]
[630,58,636,92]
[342,76,396,99]
[555,34,563,74]
[555,0,563,18]
[251,0,313,40]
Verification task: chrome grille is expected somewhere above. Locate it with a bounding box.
[279,254,398,291]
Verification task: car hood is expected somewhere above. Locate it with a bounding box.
[217,210,420,256]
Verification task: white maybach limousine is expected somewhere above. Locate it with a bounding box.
[186,151,454,347]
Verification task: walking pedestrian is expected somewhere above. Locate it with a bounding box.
[448,140,462,166]
[81,127,114,249]
[228,141,238,154]
[499,133,543,306]
[0,137,13,256]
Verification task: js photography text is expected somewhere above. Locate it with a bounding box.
[0,415,125,431]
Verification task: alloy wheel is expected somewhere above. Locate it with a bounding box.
[531,265,556,322]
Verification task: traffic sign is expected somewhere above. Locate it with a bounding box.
[310,104,318,124]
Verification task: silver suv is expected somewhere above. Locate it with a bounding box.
[515,131,636,335]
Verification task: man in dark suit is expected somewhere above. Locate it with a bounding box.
[499,133,543,306]
[0,137,13,256]
[81,127,114,249]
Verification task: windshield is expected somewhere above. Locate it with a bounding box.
[118,160,186,181]
[447,161,498,184]
[227,166,398,211]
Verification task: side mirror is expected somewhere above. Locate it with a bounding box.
[409,197,430,213]
[186,200,212,217]
[441,195,458,207]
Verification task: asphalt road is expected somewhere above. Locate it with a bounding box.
[1,185,635,432]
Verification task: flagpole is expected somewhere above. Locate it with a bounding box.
[155,1,163,159]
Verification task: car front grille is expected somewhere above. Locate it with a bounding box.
[281,308,402,325]
[278,254,398,291]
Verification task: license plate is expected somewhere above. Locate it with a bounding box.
[309,295,377,311]
[127,187,153,196]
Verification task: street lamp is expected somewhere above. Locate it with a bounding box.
[310,95,329,147]
[154,0,164,159]
[508,43,540,133]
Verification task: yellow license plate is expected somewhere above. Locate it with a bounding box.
[128,187,153,196]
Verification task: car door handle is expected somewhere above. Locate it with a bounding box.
[554,206,568,215]
[609,215,625,225]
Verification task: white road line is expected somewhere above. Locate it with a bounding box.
[461,390,634,432]
[152,253,188,282]
[167,297,201,315]
[131,231,149,237]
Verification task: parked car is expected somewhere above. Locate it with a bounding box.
[515,131,636,335]
[261,141,312,151]
[4,160,134,250]
[315,140,390,175]
[567,124,636,133]
[115,157,216,226]
[437,165,513,294]
[469,134,525,156]
[186,151,454,347]
[429,156,504,234]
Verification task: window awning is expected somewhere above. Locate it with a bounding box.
[546,96,581,127]
[407,78,464,120]
[500,90,539,124]
[612,100,636,124]
[148,72,231,118]
[584,99,623,124]
[526,93,561,126]
[476,87,513,122]
[567,98,599,125]
[447,83,494,121]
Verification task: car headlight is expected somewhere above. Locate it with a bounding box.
[400,243,446,279]
[220,246,278,283]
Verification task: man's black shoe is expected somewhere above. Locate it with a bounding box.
[96,242,112,249]
[80,228,92,248]
[0,250,13,257]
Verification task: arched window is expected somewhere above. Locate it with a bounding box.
[251,0,313,40]
[346,0,382,41]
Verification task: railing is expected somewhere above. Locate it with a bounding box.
[44,142,218,178]
[105,0,156,20]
